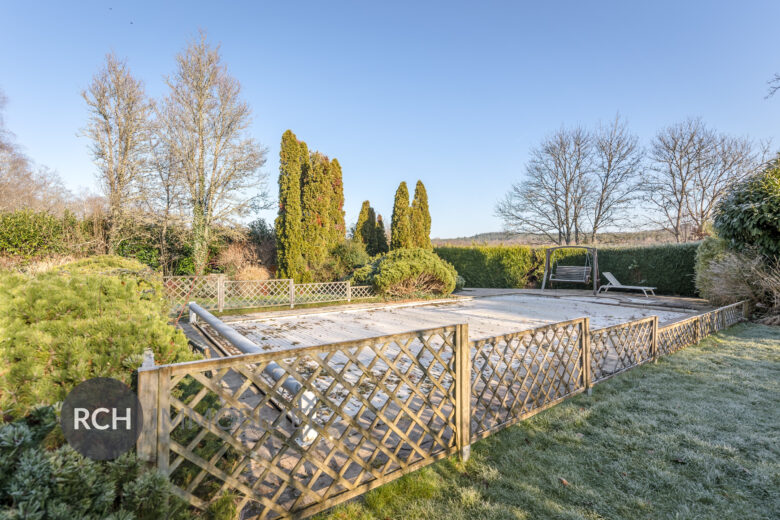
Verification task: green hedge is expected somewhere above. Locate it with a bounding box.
[0,209,77,259]
[435,243,700,296]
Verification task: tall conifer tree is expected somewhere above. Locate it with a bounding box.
[354,200,378,254]
[301,151,331,272]
[328,158,346,243]
[275,130,305,280]
[354,200,371,244]
[390,181,412,249]
[375,214,389,254]
[411,180,432,248]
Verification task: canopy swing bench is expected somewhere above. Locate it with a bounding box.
[540,246,599,296]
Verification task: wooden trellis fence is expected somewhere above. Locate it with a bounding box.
[137,300,748,519]
[163,276,375,312]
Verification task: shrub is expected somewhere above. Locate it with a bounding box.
[695,237,729,301]
[0,407,193,519]
[0,256,198,419]
[435,243,700,296]
[714,159,780,259]
[352,248,457,297]
[332,240,370,273]
[695,242,780,323]
[455,275,466,292]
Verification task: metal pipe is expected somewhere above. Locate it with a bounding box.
[188,302,318,445]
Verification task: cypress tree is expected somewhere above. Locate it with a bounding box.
[411,180,432,249]
[354,200,371,244]
[354,200,378,254]
[275,130,305,281]
[328,158,346,243]
[301,151,332,273]
[390,181,412,250]
[365,206,377,254]
[375,214,389,254]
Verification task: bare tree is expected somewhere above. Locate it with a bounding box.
[82,53,152,253]
[685,134,759,237]
[496,127,592,245]
[0,89,73,213]
[767,73,780,98]
[645,119,711,241]
[144,111,186,274]
[646,119,759,241]
[159,32,269,274]
[588,115,643,242]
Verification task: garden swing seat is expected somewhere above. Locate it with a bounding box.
[540,246,599,295]
[549,265,591,283]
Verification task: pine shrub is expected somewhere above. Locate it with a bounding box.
[0,256,197,419]
[352,248,457,297]
[0,408,193,519]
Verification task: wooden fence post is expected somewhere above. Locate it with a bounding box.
[454,323,471,461]
[651,316,659,363]
[217,275,225,312]
[136,350,158,463]
[582,318,592,395]
[742,300,750,320]
[346,281,352,302]
[289,279,295,308]
[156,366,172,475]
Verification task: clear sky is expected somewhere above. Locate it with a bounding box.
[1,1,778,238]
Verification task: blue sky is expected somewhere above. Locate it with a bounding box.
[1,1,778,237]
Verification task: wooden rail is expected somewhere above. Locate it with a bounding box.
[137,300,747,519]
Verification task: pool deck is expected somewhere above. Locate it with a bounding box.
[181,289,712,356]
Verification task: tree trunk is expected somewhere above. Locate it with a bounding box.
[192,204,208,275]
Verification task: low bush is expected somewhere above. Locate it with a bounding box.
[352,248,458,297]
[0,407,242,519]
[436,243,700,296]
[331,240,370,276]
[695,241,780,323]
[695,237,729,302]
[0,256,198,419]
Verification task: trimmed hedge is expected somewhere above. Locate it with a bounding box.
[0,209,78,259]
[435,243,700,296]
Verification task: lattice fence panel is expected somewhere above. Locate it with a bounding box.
[351,285,375,299]
[718,302,745,328]
[164,276,221,311]
[469,320,585,441]
[295,282,349,305]
[160,327,459,519]
[699,310,719,337]
[224,280,291,310]
[590,317,655,383]
[657,317,698,356]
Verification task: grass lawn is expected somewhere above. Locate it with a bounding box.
[319,323,780,520]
